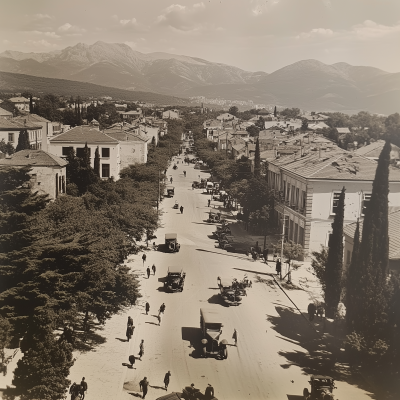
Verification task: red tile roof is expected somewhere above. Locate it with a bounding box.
[0,149,67,167]
[49,125,118,144]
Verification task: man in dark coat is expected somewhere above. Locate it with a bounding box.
[205,383,215,399]
[146,267,151,279]
[69,382,81,400]
[80,377,88,399]
[139,377,149,399]
[126,324,134,342]
[145,302,150,315]
[129,354,136,367]
[164,371,171,390]
[152,264,156,275]
[159,303,166,315]
[142,253,146,265]
[308,302,316,321]
[276,259,282,279]
[139,339,144,360]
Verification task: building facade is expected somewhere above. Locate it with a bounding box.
[0,117,43,149]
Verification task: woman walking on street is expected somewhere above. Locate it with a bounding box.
[164,371,171,390]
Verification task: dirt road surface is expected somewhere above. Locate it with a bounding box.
[66,158,373,400]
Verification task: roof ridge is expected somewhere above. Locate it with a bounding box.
[308,152,353,177]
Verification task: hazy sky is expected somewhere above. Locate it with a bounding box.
[1,0,400,72]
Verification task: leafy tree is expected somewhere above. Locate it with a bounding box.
[325,187,345,318]
[228,106,238,116]
[354,141,390,339]
[16,129,31,152]
[0,315,12,371]
[0,139,15,155]
[280,108,300,119]
[301,119,308,131]
[254,138,261,177]
[13,313,74,400]
[246,125,260,137]
[94,146,100,177]
[345,219,360,331]
[255,117,265,130]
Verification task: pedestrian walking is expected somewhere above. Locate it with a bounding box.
[80,377,88,399]
[127,316,133,327]
[263,247,269,263]
[308,302,316,322]
[276,258,282,279]
[192,183,194,190]
[159,303,166,315]
[139,377,149,399]
[138,340,144,360]
[142,253,146,265]
[69,382,81,400]
[183,170,186,177]
[232,329,238,346]
[128,354,136,367]
[208,199,211,207]
[152,264,156,275]
[205,383,215,400]
[126,324,134,342]
[145,302,150,315]
[180,206,184,214]
[170,177,173,184]
[164,371,171,390]
[146,266,151,279]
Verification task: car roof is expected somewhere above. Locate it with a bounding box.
[155,392,182,400]
[311,375,333,380]
[165,233,177,239]
[200,308,222,324]
[168,266,182,273]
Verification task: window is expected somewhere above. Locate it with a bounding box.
[331,192,341,215]
[286,185,290,204]
[102,148,110,158]
[298,226,304,246]
[102,163,110,178]
[62,146,73,156]
[283,181,286,201]
[295,188,299,208]
[291,185,295,206]
[362,193,371,216]
[76,148,85,158]
[294,223,298,243]
[346,250,352,265]
[302,190,306,211]
[289,220,294,241]
[8,132,14,142]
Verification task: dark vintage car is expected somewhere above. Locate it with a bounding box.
[166,186,175,197]
[199,308,227,359]
[164,267,186,292]
[181,385,218,400]
[303,375,336,400]
[165,233,180,252]
[217,277,243,306]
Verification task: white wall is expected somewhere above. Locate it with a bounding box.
[29,165,67,200]
[119,140,147,169]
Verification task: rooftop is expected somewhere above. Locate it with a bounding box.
[0,117,41,130]
[0,107,12,117]
[355,140,400,159]
[8,97,29,103]
[13,113,51,124]
[104,127,147,142]
[49,125,118,144]
[0,149,67,167]
[336,127,351,134]
[344,209,400,260]
[270,147,400,181]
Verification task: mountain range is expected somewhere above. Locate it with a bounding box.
[0,41,399,114]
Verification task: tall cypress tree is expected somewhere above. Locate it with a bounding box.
[82,142,91,169]
[273,106,277,117]
[16,129,31,152]
[94,146,100,177]
[325,187,345,318]
[354,141,390,339]
[254,137,261,177]
[345,218,360,331]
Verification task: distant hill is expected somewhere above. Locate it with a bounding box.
[1,42,399,114]
[0,71,188,105]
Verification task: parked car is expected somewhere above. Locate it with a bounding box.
[303,375,336,400]
[164,267,186,292]
[166,186,175,197]
[200,308,227,359]
[165,233,180,252]
[217,277,242,306]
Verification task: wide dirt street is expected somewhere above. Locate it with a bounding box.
[67,158,373,400]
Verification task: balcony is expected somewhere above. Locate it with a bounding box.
[276,200,306,216]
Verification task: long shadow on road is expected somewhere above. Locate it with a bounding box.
[268,306,375,398]
[196,248,251,261]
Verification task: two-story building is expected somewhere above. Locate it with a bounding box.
[267,147,400,256]
[0,149,67,199]
[9,96,30,112]
[0,117,43,149]
[48,122,120,180]
[162,109,180,119]
[203,119,223,141]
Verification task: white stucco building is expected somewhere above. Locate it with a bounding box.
[0,117,43,150]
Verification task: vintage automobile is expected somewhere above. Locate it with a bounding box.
[165,233,180,252]
[206,181,214,193]
[156,393,182,400]
[181,385,218,400]
[173,201,179,209]
[217,277,242,306]
[199,308,227,359]
[166,186,175,197]
[303,375,336,400]
[164,267,186,292]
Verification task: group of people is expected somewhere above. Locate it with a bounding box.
[144,302,165,326]
[186,383,215,400]
[69,378,88,400]
[146,264,156,279]
[136,370,172,399]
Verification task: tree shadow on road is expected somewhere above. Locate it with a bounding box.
[74,331,107,352]
[268,306,375,397]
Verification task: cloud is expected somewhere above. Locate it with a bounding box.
[120,18,137,26]
[296,28,334,40]
[58,23,86,34]
[32,13,52,20]
[23,39,57,48]
[29,30,60,39]
[124,41,137,48]
[156,3,207,32]
[351,20,400,39]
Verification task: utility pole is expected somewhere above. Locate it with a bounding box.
[157,169,161,211]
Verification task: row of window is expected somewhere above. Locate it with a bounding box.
[332,191,371,216]
[62,146,110,158]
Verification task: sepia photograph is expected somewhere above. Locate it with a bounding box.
[0,1,400,399]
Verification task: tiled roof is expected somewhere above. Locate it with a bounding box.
[49,125,119,144]
[13,113,51,124]
[0,117,40,130]
[270,147,400,181]
[308,122,329,130]
[104,128,147,142]
[0,107,12,117]
[9,97,29,103]
[355,140,400,159]
[336,127,351,134]
[231,143,246,152]
[0,149,67,167]
[343,209,400,260]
